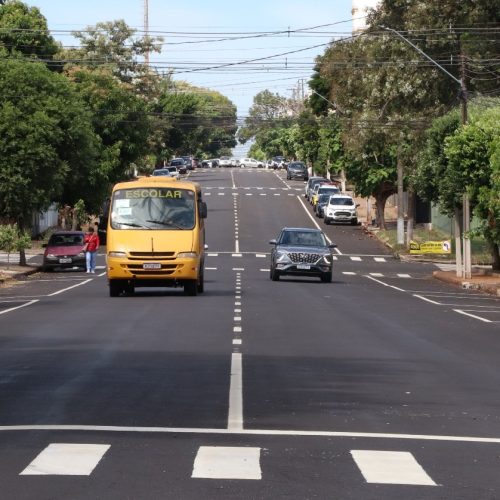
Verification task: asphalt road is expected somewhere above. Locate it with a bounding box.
[1,168,500,499]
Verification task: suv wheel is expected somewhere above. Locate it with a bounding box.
[270,267,280,281]
[324,217,330,225]
[320,272,332,283]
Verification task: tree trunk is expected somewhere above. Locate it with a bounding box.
[18,219,27,266]
[492,243,500,271]
[375,194,389,230]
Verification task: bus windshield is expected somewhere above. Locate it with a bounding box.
[110,187,196,230]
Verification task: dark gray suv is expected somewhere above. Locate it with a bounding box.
[286,161,308,180]
[269,227,336,282]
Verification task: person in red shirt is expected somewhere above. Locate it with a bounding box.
[84,226,100,273]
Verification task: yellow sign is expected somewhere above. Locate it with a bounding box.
[409,240,451,255]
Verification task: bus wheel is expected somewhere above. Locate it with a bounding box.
[184,280,198,296]
[109,280,122,297]
[197,269,204,293]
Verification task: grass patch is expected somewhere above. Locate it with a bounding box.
[375,226,492,264]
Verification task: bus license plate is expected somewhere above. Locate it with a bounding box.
[143,263,161,269]
[297,264,310,270]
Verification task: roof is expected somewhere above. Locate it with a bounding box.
[112,176,201,192]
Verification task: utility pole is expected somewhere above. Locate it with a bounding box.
[144,0,150,67]
[380,26,471,278]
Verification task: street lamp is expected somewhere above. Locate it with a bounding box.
[380,26,471,279]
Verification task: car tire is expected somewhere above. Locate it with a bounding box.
[184,280,198,296]
[351,218,358,225]
[270,267,280,281]
[321,272,332,283]
[324,218,330,225]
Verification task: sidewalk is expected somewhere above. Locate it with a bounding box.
[433,269,500,296]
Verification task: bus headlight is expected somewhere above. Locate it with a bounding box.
[177,252,198,259]
[108,251,127,258]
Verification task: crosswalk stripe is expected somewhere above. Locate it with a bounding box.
[350,256,362,261]
[350,450,437,486]
[374,257,386,262]
[192,446,261,480]
[20,443,110,476]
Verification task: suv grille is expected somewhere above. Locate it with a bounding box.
[289,252,321,264]
[334,211,352,217]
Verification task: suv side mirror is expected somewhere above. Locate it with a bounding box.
[328,243,338,249]
[269,239,277,245]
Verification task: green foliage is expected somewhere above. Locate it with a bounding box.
[0,223,31,267]
[0,58,99,227]
[152,81,237,159]
[0,1,59,65]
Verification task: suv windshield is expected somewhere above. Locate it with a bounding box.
[110,187,196,230]
[330,197,354,206]
[280,231,327,247]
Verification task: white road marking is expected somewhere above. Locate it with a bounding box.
[350,256,362,262]
[233,326,242,333]
[414,294,441,305]
[260,268,269,272]
[256,254,266,258]
[7,425,500,444]
[295,196,334,245]
[47,280,93,296]
[232,253,242,257]
[343,272,356,275]
[365,275,406,292]
[192,446,261,480]
[234,316,241,322]
[20,443,110,476]
[232,268,245,271]
[233,339,242,345]
[454,309,492,323]
[206,267,218,271]
[374,257,387,262]
[370,273,384,277]
[207,253,219,257]
[228,354,243,431]
[351,450,437,486]
[0,299,39,316]
[398,273,412,278]
[234,309,241,313]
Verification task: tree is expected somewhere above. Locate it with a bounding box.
[152,81,237,160]
[0,1,59,64]
[0,59,99,263]
[65,19,163,88]
[67,67,152,200]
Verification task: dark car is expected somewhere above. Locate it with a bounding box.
[315,193,331,218]
[170,158,188,174]
[269,227,336,282]
[286,161,308,181]
[42,231,86,271]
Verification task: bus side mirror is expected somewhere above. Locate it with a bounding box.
[200,202,208,219]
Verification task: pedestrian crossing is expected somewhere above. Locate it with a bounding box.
[15,442,441,486]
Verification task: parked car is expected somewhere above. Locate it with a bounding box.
[169,158,188,174]
[152,168,172,177]
[181,156,196,170]
[230,157,240,168]
[166,166,180,179]
[311,183,340,207]
[269,227,336,282]
[324,194,359,225]
[305,176,326,200]
[240,157,264,168]
[219,156,232,167]
[42,231,86,271]
[315,193,331,218]
[271,156,287,169]
[286,161,308,180]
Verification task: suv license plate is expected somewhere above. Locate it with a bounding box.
[143,263,161,269]
[59,258,72,263]
[297,264,310,270]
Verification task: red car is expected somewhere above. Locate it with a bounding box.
[42,231,86,271]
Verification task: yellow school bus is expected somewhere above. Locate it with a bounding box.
[106,176,207,296]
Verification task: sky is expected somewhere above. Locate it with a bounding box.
[29,0,354,116]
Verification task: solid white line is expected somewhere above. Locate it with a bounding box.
[6,425,500,444]
[0,299,39,316]
[413,294,441,305]
[351,450,437,486]
[47,280,92,296]
[231,169,236,189]
[234,240,240,253]
[365,275,406,292]
[454,309,492,323]
[296,196,333,244]
[228,353,243,431]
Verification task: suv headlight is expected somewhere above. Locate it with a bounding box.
[322,255,333,264]
[276,251,292,264]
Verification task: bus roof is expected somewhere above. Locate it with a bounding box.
[111,176,202,193]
